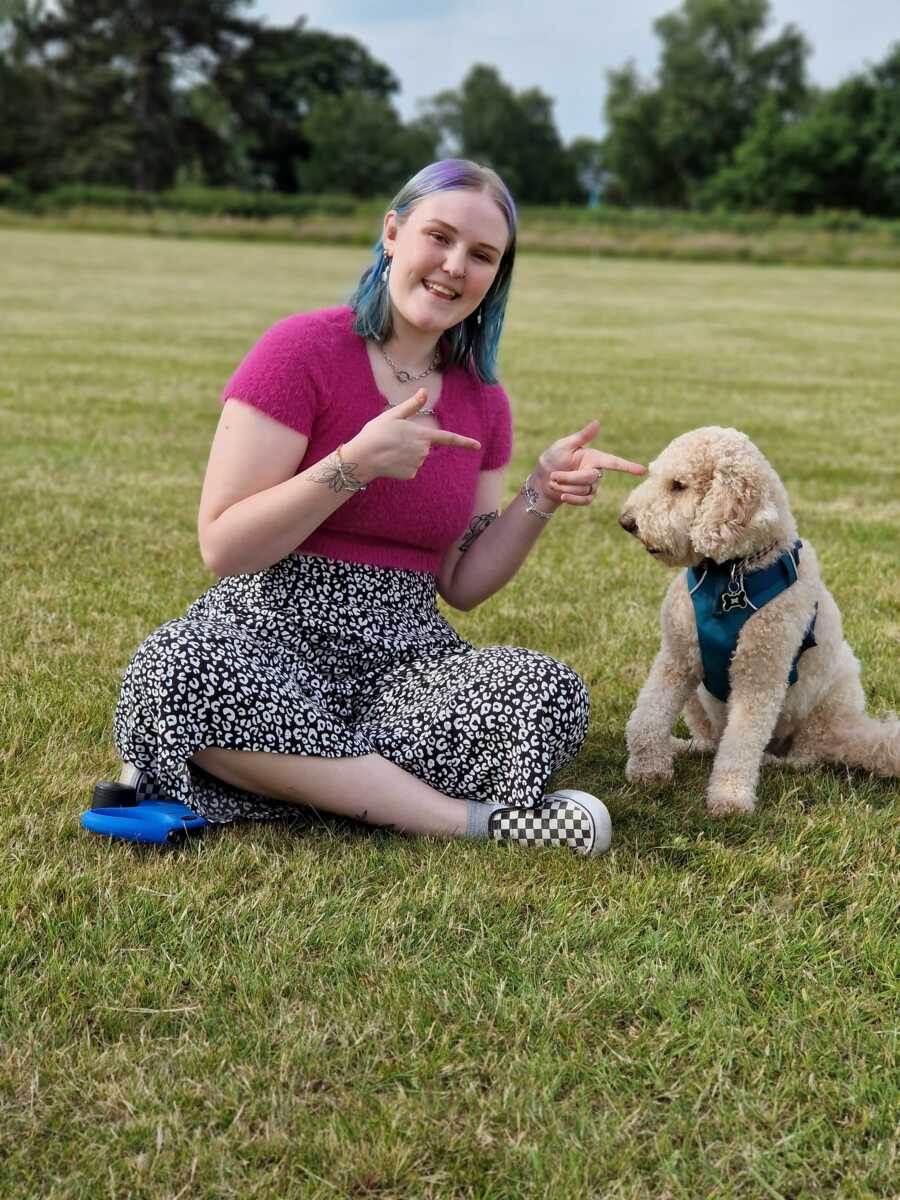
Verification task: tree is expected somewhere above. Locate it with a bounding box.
[603,63,674,205]
[422,65,582,204]
[702,42,900,215]
[703,86,867,212]
[20,0,256,191]
[604,0,809,206]
[298,92,437,196]
[0,1,63,189]
[1,5,414,195]
[209,22,400,192]
[864,43,900,214]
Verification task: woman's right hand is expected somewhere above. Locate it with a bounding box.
[345,388,481,481]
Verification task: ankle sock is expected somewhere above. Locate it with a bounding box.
[465,800,506,839]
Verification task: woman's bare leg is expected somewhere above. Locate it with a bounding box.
[190,748,469,838]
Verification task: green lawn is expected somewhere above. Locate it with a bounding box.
[1,229,898,1199]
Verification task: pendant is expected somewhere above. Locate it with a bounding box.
[721,583,749,612]
[396,369,412,383]
[721,563,749,612]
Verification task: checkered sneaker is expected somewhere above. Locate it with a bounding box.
[488,789,611,856]
[134,770,175,805]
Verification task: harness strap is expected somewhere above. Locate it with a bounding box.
[687,540,816,702]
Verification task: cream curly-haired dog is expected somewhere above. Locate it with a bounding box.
[619,426,899,816]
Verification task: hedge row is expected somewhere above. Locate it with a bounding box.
[0,182,363,219]
[2,181,898,245]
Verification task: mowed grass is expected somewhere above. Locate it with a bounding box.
[1,228,898,1199]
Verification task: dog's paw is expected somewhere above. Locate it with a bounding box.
[626,754,674,785]
[706,784,756,817]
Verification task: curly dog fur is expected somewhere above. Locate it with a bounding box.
[619,426,899,816]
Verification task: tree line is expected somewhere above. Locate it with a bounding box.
[0,0,586,204]
[604,0,900,215]
[1,0,898,215]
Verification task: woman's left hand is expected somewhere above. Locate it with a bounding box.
[537,420,646,507]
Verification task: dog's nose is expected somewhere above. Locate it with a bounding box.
[619,512,638,536]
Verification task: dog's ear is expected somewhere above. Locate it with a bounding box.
[748,500,780,543]
[691,455,760,561]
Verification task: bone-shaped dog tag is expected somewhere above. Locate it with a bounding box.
[721,585,749,612]
[721,568,750,612]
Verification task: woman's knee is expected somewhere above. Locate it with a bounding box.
[491,645,588,701]
[123,620,218,708]
[471,646,590,733]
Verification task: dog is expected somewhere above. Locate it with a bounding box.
[618,426,899,816]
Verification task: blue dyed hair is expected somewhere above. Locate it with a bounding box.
[349,159,517,385]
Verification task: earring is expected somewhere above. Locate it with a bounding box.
[382,258,391,284]
[476,308,482,326]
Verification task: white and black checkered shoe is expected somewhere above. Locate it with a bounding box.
[488,789,612,856]
[119,763,174,805]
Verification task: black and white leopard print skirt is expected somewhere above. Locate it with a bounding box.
[113,554,590,825]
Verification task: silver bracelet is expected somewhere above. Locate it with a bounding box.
[334,444,367,492]
[521,474,554,520]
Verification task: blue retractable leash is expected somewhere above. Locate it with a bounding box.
[81,781,208,845]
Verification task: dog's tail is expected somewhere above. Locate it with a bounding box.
[822,711,900,778]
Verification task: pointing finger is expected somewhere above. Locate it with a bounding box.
[590,453,646,476]
[428,429,482,451]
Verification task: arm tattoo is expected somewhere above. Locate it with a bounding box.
[458,510,499,553]
[309,448,366,494]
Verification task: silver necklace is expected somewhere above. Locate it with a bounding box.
[379,342,441,384]
[378,342,441,416]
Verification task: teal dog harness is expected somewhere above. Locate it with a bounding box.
[686,540,817,702]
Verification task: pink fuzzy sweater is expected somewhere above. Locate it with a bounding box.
[221,307,513,575]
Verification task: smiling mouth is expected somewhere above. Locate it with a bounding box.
[423,281,459,300]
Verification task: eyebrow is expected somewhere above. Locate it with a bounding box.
[425,219,503,256]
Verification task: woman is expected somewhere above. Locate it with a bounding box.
[113,159,645,855]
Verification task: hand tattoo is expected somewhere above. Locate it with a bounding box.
[458,510,499,553]
[310,449,366,493]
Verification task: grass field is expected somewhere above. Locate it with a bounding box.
[1,228,898,1199]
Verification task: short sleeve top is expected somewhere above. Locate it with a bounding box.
[221,306,513,575]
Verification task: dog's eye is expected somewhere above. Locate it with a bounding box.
[670,479,686,492]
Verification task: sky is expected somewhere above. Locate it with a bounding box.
[253,1,899,143]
